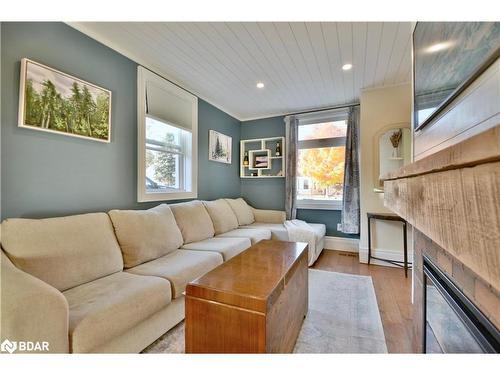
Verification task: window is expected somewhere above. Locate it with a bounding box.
[295,111,348,210]
[137,67,197,202]
[145,117,191,192]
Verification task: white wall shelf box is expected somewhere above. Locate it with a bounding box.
[240,137,285,178]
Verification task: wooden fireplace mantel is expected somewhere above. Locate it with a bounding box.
[382,125,500,292]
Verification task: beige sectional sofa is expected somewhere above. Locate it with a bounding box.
[0,198,325,353]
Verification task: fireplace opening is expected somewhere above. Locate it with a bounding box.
[423,255,499,353]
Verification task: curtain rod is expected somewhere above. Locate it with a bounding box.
[284,102,360,118]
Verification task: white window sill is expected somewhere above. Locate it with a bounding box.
[138,190,197,202]
[296,200,343,211]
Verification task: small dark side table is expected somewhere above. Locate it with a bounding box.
[367,212,412,277]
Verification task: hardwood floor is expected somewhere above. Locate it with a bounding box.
[312,249,415,353]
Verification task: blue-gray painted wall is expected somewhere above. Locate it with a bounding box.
[197,100,241,201]
[1,22,240,220]
[240,116,358,239]
[240,116,286,210]
[1,22,358,239]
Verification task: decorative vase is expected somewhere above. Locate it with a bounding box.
[392,147,400,159]
[275,142,281,157]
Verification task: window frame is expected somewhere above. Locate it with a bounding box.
[295,111,348,211]
[137,67,198,202]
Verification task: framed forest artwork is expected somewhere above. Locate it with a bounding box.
[18,58,112,143]
[209,129,232,164]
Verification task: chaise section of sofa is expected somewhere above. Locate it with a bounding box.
[223,198,326,266]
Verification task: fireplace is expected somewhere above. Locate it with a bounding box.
[423,255,500,353]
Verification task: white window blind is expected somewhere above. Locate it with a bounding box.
[146,80,194,131]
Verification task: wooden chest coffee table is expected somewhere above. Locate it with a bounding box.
[185,240,308,353]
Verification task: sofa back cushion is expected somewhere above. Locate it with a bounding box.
[108,204,183,268]
[225,198,255,226]
[170,201,215,243]
[1,213,123,291]
[203,199,239,235]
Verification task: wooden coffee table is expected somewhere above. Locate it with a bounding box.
[185,240,308,353]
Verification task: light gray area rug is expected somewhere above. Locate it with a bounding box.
[293,269,387,353]
[143,269,387,353]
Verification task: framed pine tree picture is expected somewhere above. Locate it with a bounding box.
[18,58,112,143]
[209,129,232,164]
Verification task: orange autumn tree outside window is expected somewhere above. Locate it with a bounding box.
[297,120,347,204]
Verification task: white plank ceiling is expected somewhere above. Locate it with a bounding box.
[69,22,412,121]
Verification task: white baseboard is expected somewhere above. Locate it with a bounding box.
[324,236,359,253]
[358,246,413,267]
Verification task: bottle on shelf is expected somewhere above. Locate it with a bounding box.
[275,142,281,157]
[243,151,249,167]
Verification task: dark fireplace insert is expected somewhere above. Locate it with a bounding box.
[423,255,500,353]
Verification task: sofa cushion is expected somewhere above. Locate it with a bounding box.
[126,250,223,298]
[63,272,171,353]
[309,223,327,243]
[1,213,123,291]
[181,237,251,261]
[241,223,289,241]
[252,208,286,224]
[1,250,70,353]
[225,198,255,225]
[203,199,239,235]
[108,204,183,268]
[309,223,326,254]
[216,228,271,245]
[170,201,215,244]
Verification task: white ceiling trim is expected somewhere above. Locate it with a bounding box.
[236,102,360,122]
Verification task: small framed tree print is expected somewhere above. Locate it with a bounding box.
[209,130,232,164]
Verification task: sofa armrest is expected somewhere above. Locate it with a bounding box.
[1,251,69,353]
[252,208,286,224]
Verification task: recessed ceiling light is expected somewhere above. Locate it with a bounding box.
[342,64,352,71]
[256,82,265,89]
[426,41,454,53]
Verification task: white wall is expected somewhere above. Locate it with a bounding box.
[359,83,412,264]
[378,128,411,179]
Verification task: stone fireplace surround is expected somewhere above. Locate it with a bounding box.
[382,126,500,352]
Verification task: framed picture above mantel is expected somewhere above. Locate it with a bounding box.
[18,58,112,143]
[413,22,500,132]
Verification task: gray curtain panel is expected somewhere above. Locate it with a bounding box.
[285,116,299,220]
[341,106,360,234]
